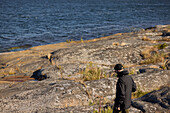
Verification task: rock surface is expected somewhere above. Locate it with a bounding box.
[132,87,170,113]
[0,25,169,113]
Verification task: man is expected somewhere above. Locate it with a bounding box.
[113,64,136,113]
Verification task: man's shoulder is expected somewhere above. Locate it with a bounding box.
[120,75,132,82]
[121,75,131,79]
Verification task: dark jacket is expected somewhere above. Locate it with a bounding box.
[115,70,136,109]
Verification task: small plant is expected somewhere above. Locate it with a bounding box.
[140,44,168,65]
[102,106,113,113]
[154,43,168,49]
[132,88,150,99]
[140,47,156,59]
[129,68,136,75]
[93,109,98,113]
[91,96,114,113]
[140,52,165,65]
[66,39,69,43]
[93,106,113,113]
[89,101,94,106]
[161,64,166,70]
[80,37,83,42]
[80,62,107,81]
[67,75,71,77]
[66,39,73,43]
[160,59,170,70]
[8,68,16,75]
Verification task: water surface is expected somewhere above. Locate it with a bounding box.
[0,0,170,52]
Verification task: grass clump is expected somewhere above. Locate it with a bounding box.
[157,37,170,42]
[167,25,170,29]
[140,44,169,65]
[80,62,108,81]
[129,68,137,75]
[140,46,157,59]
[66,39,73,43]
[154,43,168,49]
[89,101,95,106]
[93,106,113,113]
[132,89,150,99]
[140,52,165,64]
[80,37,84,42]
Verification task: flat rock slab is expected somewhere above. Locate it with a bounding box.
[0,25,169,113]
[0,69,169,112]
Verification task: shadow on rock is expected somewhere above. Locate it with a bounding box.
[140,87,170,109]
[132,87,170,112]
[31,69,48,81]
[132,101,146,112]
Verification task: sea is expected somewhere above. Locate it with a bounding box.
[0,0,170,52]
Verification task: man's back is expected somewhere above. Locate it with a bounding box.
[116,70,136,109]
[113,64,136,113]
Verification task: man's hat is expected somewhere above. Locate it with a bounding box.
[114,64,123,70]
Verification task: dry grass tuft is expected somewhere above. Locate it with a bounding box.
[8,68,17,75]
[140,46,158,59]
[132,89,150,99]
[142,36,151,41]
[140,52,165,65]
[112,42,120,46]
[154,43,168,49]
[140,44,169,65]
[93,106,113,113]
[157,37,170,42]
[120,42,128,46]
[80,62,109,81]
[142,36,170,42]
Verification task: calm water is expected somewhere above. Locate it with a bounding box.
[0,0,170,52]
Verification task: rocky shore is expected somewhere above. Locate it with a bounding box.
[0,25,169,113]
